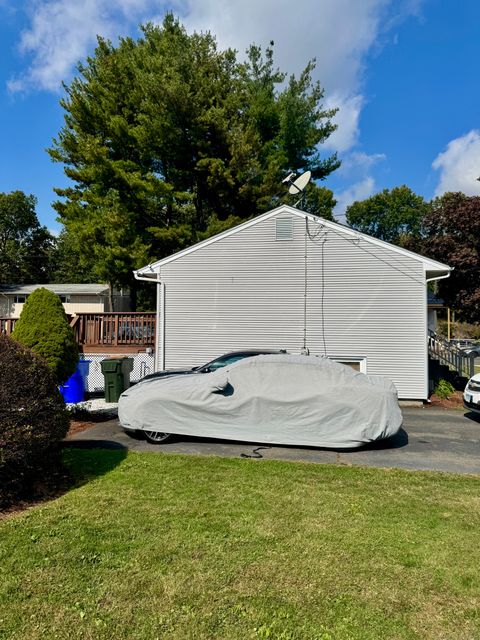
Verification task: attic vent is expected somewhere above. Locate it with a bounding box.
[275,217,293,241]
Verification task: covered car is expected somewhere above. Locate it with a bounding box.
[140,349,286,383]
[119,354,403,449]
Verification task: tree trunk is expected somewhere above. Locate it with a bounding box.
[108,283,114,312]
[130,278,137,311]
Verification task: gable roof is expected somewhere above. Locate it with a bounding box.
[135,205,451,279]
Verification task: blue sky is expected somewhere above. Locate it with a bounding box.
[1,0,480,233]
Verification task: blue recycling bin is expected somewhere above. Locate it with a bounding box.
[60,370,84,403]
[77,359,91,392]
[59,360,91,403]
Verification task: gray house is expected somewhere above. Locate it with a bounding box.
[135,205,451,400]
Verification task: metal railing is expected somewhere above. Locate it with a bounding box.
[428,329,475,379]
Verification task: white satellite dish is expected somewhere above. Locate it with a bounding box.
[288,170,311,195]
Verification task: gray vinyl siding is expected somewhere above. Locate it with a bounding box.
[159,213,428,399]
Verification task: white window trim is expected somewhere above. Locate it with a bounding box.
[328,356,367,374]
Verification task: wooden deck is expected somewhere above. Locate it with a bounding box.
[1,312,156,354]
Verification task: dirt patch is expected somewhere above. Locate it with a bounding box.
[67,420,97,437]
[67,412,114,438]
[427,390,464,410]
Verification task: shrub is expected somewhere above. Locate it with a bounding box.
[12,287,79,384]
[0,335,70,509]
[434,378,456,400]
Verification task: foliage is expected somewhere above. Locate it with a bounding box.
[418,192,480,322]
[294,183,337,220]
[49,15,339,302]
[0,191,55,284]
[12,288,79,384]
[436,319,480,340]
[0,335,69,509]
[1,451,480,638]
[49,229,96,284]
[346,185,429,245]
[434,378,456,399]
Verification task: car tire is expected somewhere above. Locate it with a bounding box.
[143,430,173,444]
[123,429,144,440]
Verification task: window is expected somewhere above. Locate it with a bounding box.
[329,356,367,373]
[59,295,71,303]
[275,217,293,240]
[13,294,28,303]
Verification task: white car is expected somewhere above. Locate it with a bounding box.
[464,373,480,414]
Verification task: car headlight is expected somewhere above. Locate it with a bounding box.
[467,380,480,392]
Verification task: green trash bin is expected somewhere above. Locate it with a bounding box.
[100,357,134,402]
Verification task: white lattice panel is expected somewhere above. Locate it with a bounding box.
[80,353,155,393]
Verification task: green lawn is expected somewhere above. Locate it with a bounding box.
[1,450,480,640]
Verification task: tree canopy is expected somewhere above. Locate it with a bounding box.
[345,185,429,246]
[49,14,340,303]
[0,191,54,284]
[417,192,480,322]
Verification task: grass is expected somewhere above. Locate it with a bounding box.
[1,450,480,639]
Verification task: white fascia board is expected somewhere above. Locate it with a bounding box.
[135,204,452,276]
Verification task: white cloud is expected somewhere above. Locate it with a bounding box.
[339,151,386,173]
[323,94,364,153]
[8,0,162,93]
[9,0,423,158]
[181,0,387,95]
[432,130,480,197]
[332,151,384,220]
[334,177,376,220]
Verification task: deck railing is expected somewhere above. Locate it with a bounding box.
[70,313,156,351]
[1,313,156,352]
[0,318,17,335]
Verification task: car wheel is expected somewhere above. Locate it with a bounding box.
[123,429,144,440]
[143,430,173,444]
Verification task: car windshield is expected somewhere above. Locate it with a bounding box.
[197,354,247,373]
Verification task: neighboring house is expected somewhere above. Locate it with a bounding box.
[427,291,444,333]
[0,284,131,318]
[134,205,451,400]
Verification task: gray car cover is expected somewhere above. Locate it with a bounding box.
[119,354,403,448]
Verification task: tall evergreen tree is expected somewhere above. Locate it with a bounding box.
[49,15,339,305]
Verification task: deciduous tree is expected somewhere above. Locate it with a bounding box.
[418,192,480,322]
[0,191,54,284]
[345,185,428,245]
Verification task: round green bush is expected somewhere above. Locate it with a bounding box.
[12,287,79,384]
[0,335,70,509]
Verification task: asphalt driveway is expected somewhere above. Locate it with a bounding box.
[66,407,480,475]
